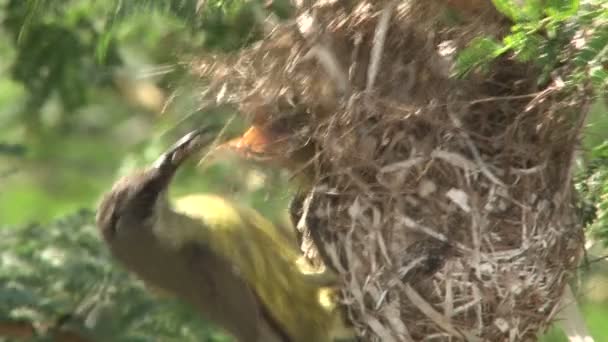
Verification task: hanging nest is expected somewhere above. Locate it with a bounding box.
[194,0,591,340]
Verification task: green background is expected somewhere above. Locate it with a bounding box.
[0,0,606,341]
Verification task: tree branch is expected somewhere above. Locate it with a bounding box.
[0,319,96,342]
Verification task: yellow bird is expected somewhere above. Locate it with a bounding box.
[96,128,353,342]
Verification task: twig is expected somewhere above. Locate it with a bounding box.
[469,92,541,104]
[578,254,608,268]
[305,44,350,95]
[367,1,397,91]
[297,11,350,95]
[446,108,506,187]
[365,314,398,342]
[403,284,481,342]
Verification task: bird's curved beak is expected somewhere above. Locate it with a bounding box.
[152,127,216,172]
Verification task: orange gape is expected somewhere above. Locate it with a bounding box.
[218,125,315,188]
[219,125,296,169]
[222,126,275,157]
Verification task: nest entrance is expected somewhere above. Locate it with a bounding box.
[196,1,588,340]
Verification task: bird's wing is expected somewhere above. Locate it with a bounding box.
[180,243,287,342]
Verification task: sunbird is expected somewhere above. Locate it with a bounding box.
[96,128,353,342]
[219,125,334,271]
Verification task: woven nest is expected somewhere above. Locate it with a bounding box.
[194,1,590,340]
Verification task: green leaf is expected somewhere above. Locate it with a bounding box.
[574,26,608,67]
[502,28,543,62]
[545,0,580,20]
[491,0,543,22]
[454,37,508,77]
[590,66,608,90]
[523,0,544,21]
[491,0,520,21]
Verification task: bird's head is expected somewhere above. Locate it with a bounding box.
[96,128,215,243]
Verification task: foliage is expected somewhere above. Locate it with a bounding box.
[2,0,271,126]
[576,140,608,245]
[0,210,232,341]
[4,0,122,120]
[0,0,293,226]
[456,0,608,89]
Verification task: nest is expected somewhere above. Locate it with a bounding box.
[194,1,590,340]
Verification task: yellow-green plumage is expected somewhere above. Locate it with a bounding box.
[96,129,353,342]
[159,193,340,342]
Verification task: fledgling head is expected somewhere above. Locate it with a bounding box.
[96,129,214,245]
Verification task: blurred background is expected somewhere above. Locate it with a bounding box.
[0,0,606,341]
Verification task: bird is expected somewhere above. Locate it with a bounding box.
[96,128,352,342]
[218,125,337,272]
